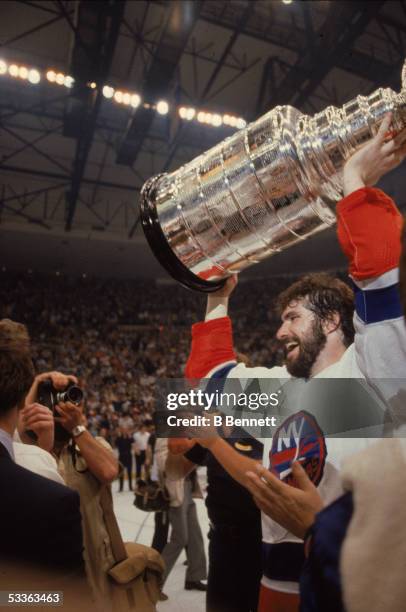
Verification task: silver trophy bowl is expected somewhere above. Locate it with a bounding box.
[141,60,406,292]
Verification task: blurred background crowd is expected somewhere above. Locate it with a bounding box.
[2,270,345,446]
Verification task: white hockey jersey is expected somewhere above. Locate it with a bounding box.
[191,271,406,593]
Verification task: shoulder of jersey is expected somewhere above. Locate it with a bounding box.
[316,344,360,378]
[229,363,290,379]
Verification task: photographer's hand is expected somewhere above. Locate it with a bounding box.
[25,371,78,407]
[20,403,54,452]
[54,401,85,433]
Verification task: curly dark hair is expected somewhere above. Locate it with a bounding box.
[275,273,355,347]
[0,319,34,415]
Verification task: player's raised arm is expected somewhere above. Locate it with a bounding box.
[185,275,239,380]
[185,274,275,382]
[337,114,406,383]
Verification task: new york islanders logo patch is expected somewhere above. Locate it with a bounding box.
[269,410,327,486]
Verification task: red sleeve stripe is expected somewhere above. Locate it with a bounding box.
[185,316,237,380]
[337,187,403,281]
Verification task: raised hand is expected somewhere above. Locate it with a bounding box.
[343,113,406,195]
[245,461,323,539]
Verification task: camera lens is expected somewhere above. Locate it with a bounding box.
[66,386,84,404]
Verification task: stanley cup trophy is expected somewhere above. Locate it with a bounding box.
[140,61,406,292]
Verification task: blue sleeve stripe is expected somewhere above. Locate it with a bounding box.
[353,282,402,324]
[211,363,237,379]
[203,364,237,402]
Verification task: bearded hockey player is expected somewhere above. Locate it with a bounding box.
[183,114,406,612]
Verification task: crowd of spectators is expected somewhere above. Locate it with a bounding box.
[1,270,341,445]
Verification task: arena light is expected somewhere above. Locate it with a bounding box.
[185,107,195,121]
[8,64,19,77]
[28,69,40,84]
[1,56,248,132]
[18,66,29,79]
[198,111,211,124]
[282,0,293,4]
[130,93,141,108]
[156,100,169,115]
[179,106,196,121]
[114,90,123,103]
[103,85,114,98]
[211,113,223,127]
[163,101,245,129]
[6,62,41,84]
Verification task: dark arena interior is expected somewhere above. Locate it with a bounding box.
[1,2,406,612]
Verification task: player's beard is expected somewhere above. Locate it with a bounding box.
[284,318,327,378]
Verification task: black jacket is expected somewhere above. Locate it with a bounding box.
[0,441,84,570]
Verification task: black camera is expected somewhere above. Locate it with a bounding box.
[25,379,84,443]
[37,379,84,413]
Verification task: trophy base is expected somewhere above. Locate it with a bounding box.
[140,176,226,293]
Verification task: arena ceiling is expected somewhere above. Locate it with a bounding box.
[0,0,406,279]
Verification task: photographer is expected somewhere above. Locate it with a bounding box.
[14,371,71,483]
[0,319,85,582]
[19,370,120,609]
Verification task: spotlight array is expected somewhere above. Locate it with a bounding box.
[0,57,248,131]
[179,106,196,121]
[196,112,246,129]
[46,70,73,88]
[196,112,223,127]
[104,86,142,108]
[2,61,41,84]
[224,115,247,129]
